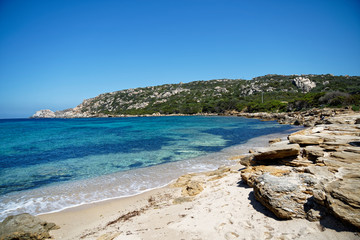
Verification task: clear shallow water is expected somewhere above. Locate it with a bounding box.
[0,116,300,220]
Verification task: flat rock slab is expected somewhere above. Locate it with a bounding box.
[288,135,324,145]
[253,144,300,161]
[324,174,360,228]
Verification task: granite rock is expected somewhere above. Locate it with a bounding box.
[0,213,58,240]
[253,173,316,219]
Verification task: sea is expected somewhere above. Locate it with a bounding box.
[0,116,301,220]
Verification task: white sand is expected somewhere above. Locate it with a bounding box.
[39,162,359,240]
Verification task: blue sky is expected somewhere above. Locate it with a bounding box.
[0,0,359,118]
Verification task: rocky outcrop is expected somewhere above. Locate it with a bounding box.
[32,109,56,118]
[292,77,316,93]
[237,108,354,127]
[31,108,92,118]
[0,213,58,240]
[171,166,232,200]
[240,112,360,229]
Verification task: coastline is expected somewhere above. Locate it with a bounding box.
[0,116,297,221]
[39,165,359,240]
[37,128,305,239]
[4,111,359,239]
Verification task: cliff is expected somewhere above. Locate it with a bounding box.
[31,74,360,118]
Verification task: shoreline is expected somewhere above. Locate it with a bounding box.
[36,127,299,216]
[0,116,298,222]
[37,128,305,239]
[4,111,359,239]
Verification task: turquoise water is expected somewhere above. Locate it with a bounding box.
[0,116,299,220]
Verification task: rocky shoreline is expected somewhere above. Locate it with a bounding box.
[234,108,356,127]
[3,109,359,239]
[32,107,354,129]
[30,109,220,119]
[240,111,360,229]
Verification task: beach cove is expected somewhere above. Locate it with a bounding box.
[37,111,360,240]
[1,113,360,239]
[0,116,297,219]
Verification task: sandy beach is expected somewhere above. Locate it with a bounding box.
[39,163,359,240]
[38,121,360,240]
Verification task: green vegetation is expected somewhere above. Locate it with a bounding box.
[79,74,360,115]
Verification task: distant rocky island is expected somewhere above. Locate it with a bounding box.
[31,74,360,118]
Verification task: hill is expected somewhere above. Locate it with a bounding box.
[32,74,360,118]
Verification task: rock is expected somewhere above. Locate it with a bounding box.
[344,146,360,154]
[170,173,204,197]
[330,151,360,162]
[306,208,323,222]
[182,181,204,196]
[292,77,316,93]
[238,155,253,167]
[31,109,55,118]
[253,144,300,161]
[304,146,324,161]
[288,135,324,145]
[0,213,58,240]
[269,138,281,144]
[253,173,316,219]
[241,166,291,188]
[323,174,360,228]
[170,173,196,188]
[280,156,313,167]
[241,111,360,229]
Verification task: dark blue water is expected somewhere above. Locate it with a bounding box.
[0,116,299,219]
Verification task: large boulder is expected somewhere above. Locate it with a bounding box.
[0,213,58,240]
[253,173,318,220]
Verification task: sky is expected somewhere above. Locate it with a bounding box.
[0,0,359,118]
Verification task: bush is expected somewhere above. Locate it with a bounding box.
[352,105,360,111]
[319,91,350,106]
